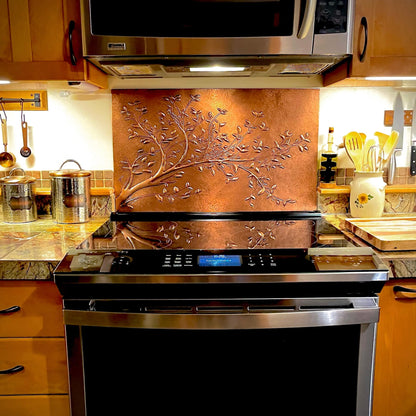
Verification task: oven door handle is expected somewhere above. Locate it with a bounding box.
[64,300,379,330]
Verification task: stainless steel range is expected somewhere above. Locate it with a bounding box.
[54,212,389,416]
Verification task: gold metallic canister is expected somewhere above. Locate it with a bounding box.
[0,168,37,223]
[50,160,91,224]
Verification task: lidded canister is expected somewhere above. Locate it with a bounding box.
[0,168,37,223]
[50,159,91,224]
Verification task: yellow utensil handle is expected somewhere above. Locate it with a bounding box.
[1,119,7,147]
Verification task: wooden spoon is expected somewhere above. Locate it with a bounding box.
[380,130,399,167]
[374,131,389,149]
[344,131,364,171]
[0,118,16,168]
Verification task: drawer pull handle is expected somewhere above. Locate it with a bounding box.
[393,285,416,299]
[68,20,77,66]
[359,16,368,62]
[0,305,21,314]
[0,365,24,374]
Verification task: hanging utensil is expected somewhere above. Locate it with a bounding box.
[19,100,31,158]
[0,102,16,168]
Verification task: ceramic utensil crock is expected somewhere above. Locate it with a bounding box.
[349,171,386,218]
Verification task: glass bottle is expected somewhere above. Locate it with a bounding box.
[319,127,337,183]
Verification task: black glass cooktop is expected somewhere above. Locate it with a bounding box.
[77,211,351,252]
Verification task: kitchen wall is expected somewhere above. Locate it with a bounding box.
[1,84,415,175]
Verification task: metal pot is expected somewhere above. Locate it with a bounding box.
[50,159,91,224]
[0,168,37,223]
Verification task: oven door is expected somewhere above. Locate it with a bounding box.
[82,0,315,57]
[64,297,378,416]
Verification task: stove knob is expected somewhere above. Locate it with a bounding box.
[113,256,132,267]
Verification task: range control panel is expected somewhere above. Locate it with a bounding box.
[162,252,277,269]
[67,249,314,274]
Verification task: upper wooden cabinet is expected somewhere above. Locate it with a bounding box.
[324,0,416,85]
[0,0,107,88]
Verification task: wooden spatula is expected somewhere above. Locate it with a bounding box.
[380,130,399,167]
[344,131,364,171]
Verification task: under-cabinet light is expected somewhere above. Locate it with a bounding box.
[189,66,246,72]
[365,76,416,81]
[0,80,10,84]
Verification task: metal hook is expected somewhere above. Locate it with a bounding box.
[0,100,6,122]
[20,99,25,123]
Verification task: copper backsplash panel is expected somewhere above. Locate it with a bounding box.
[112,89,319,212]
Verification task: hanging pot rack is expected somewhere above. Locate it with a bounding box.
[0,91,48,111]
[0,95,40,106]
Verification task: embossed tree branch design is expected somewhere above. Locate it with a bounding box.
[116,93,310,210]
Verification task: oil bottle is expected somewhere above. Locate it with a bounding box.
[319,127,338,183]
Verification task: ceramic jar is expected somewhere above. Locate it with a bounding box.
[349,171,386,218]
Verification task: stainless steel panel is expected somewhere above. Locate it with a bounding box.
[313,0,355,55]
[64,297,379,329]
[81,0,314,57]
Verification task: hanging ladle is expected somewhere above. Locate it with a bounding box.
[0,102,16,168]
[20,100,31,158]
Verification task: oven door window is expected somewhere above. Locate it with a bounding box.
[80,325,359,415]
[89,0,295,37]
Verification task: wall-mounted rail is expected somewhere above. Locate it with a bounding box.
[0,91,48,111]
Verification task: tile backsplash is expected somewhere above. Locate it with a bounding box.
[0,170,114,189]
[335,167,416,186]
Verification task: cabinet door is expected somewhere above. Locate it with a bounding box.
[0,281,64,337]
[373,279,416,416]
[324,0,416,84]
[0,338,68,395]
[0,0,107,87]
[352,0,416,77]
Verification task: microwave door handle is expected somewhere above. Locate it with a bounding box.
[297,0,317,39]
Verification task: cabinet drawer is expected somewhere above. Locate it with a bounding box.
[0,338,68,395]
[0,281,64,337]
[0,394,70,416]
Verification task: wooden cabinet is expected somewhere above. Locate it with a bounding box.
[324,0,416,85]
[373,279,416,416]
[0,0,107,88]
[0,281,70,416]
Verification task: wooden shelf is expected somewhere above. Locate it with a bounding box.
[318,184,416,195]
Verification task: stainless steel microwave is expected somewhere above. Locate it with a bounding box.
[80,0,355,78]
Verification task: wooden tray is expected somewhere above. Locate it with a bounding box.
[344,217,416,251]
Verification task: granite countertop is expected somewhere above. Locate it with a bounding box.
[0,216,108,280]
[324,214,416,279]
[1,213,415,280]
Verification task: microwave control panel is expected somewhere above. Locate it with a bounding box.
[315,0,349,34]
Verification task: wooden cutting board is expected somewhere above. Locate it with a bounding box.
[343,217,416,251]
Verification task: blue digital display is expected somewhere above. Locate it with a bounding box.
[198,255,242,267]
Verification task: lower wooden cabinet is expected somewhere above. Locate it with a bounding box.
[0,338,68,395]
[0,281,69,416]
[0,395,70,416]
[373,279,416,416]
